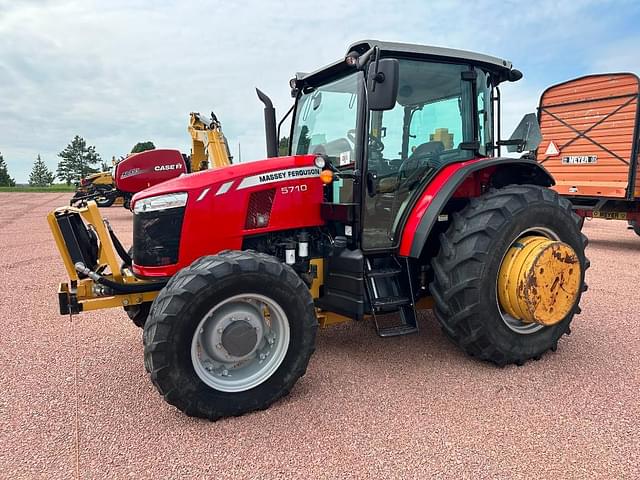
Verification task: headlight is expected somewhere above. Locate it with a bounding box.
[133,192,188,214]
[313,156,326,169]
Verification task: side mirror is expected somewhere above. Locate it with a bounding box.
[367,58,399,111]
[499,112,542,153]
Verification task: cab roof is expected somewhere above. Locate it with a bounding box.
[296,39,517,87]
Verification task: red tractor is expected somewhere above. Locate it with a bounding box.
[49,40,588,420]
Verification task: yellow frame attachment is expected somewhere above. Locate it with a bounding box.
[47,201,160,314]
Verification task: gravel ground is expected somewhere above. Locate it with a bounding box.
[0,192,638,479]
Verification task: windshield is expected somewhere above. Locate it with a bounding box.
[291,72,360,166]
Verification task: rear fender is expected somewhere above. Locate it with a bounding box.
[398,157,554,258]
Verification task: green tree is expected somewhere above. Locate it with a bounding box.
[131,141,155,153]
[278,136,289,156]
[0,152,16,187]
[56,135,101,185]
[100,161,110,171]
[29,155,55,187]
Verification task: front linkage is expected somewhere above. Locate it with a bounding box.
[48,201,162,315]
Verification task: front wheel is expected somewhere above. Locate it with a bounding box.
[143,250,317,420]
[430,185,589,366]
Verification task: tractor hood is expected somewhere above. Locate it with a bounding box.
[131,154,326,278]
[132,154,320,202]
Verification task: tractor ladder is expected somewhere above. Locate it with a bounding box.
[364,256,418,337]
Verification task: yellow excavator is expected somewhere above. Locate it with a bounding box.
[188,111,233,171]
[72,111,232,207]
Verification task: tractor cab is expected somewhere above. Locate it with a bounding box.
[288,41,522,251]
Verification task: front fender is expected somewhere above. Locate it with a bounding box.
[398,157,554,258]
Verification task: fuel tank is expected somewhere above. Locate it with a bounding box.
[131,155,325,277]
[114,149,187,194]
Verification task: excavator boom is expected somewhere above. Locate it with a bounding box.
[188,112,233,171]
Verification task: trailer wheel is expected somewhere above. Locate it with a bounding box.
[430,185,589,366]
[94,191,115,207]
[143,250,317,420]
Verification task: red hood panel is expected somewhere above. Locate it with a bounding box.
[132,155,319,202]
[132,155,326,277]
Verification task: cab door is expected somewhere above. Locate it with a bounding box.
[361,59,478,251]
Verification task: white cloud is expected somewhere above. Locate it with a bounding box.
[0,0,637,181]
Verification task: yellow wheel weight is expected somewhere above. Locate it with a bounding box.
[497,235,582,326]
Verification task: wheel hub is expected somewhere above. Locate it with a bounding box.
[498,235,581,325]
[200,301,264,362]
[221,320,258,357]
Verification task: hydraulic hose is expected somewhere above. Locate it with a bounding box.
[104,220,132,266]
[75,262,167,294]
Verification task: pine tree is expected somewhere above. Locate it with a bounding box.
[56,135,102,185]
[29,155,55,187]
[131,141,155,153]
[0,152,16,187]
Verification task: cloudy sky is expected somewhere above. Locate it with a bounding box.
[1,0,639,182]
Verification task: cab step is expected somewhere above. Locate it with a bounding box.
[371,295,410,311]
[367,267,403,278]
[364,257,419,337]
[376,322,419,337]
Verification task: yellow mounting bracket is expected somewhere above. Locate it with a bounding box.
[47,201,160,314]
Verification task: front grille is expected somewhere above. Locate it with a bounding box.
[133,207,185,266]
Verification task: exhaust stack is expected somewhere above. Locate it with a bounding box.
[256,88,278,158]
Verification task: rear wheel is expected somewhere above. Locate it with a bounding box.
[143,250,317,420]
[430,185,589,366]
